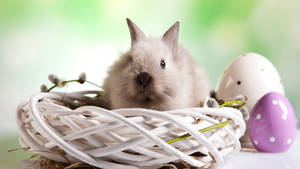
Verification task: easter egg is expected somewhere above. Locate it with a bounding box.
[216,53,284,112]
[249,92,297,152]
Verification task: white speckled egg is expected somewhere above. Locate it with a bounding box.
[216,53,285,112]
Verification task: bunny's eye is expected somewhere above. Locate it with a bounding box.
[160,60,166,69]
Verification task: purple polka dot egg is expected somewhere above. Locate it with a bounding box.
[249,92,297,152]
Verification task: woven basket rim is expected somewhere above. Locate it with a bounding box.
[16,91,246,169]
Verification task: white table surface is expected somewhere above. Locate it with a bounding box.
[214,130,300,169]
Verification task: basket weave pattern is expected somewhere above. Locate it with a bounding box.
[16,91,246,169]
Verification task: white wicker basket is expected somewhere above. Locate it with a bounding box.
[16,90,246,169]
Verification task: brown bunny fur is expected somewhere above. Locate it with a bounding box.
[101,18,210,110]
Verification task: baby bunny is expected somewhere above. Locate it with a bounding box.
[101,18,210,110]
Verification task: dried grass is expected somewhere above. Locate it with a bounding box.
[9,147,214,169]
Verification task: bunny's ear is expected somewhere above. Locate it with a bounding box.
[126,18,146,46]
[162,21,179,54]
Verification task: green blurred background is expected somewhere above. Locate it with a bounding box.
[0,0,299,168]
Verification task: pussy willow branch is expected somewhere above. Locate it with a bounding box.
[47,80,101,92]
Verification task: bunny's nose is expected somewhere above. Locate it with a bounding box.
[136,72,152,87]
